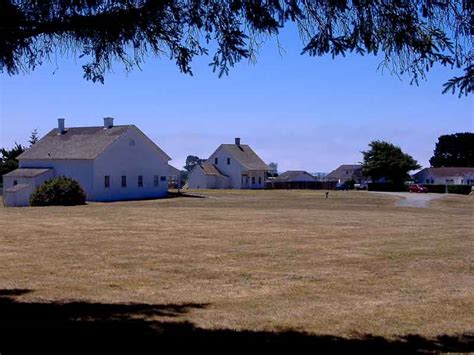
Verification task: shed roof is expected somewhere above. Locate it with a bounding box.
[3,168,52,178]
[168,164,181,176]
[199,163,229,177]
[5,183,30,192]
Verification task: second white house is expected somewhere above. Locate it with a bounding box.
[188,138,271,189]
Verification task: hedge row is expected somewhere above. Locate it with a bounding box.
[266,181,338,190]
[425,184,472,195]
[368,183,472,195]
[367,183,408,192]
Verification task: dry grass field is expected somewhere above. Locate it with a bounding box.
[0,190,473,351]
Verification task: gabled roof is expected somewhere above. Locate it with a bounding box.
[199,163,229,177]
[216,144,270,171]
[18,126,131,160]
[275,170,316,182]
[3,168,52,178]
[18,125,170,161]
[414,167,474,178]
[326,164,363,180]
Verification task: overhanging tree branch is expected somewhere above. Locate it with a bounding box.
[0,0,472,95]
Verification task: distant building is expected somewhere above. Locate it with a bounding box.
[168,164,182,189]
[326,164,366,184]
[188,138,271,189]
[312,172,328,181]
[3,118,171,206]
[413,167,474,185]
[274,170,316,183]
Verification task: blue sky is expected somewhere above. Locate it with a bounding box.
[1,27,472,173]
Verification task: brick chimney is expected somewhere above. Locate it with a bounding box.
[103,117,114,129]
[58,118,65,134]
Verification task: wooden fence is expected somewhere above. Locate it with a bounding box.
[266,181,338,190]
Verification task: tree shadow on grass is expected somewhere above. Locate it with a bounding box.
[0,289,472,352]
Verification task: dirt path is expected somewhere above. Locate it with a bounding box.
[369,191,447,208]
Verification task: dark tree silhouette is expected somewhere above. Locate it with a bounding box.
[28,128,39,146]
[0,142,26,183]
[0,289,473,352]
[184,155,206,172]
[430,133,474,167]
[362,140,420,185]
[0,1,472,95]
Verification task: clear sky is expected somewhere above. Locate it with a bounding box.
[1,27,472,173]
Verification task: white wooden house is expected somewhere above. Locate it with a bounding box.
[413,167,474,185]
[188,138,270,189]
[3,118,171,206]
[326,165,366,184]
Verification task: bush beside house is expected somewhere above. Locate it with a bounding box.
[30,177,86,206]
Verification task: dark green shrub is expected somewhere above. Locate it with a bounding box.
[424,184,472,195]
[367,183,408,192]
[30,176,86,206]
[424,184,447,193]
[447,185,472,195]
[346,179,356,189]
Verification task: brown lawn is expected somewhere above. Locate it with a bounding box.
[0,190,473,343]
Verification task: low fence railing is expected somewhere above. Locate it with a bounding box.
[266,181,338,190]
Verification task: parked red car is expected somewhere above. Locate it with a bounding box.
[409,184,428,193]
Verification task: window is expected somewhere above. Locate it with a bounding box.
[154,175,159,186]
[425,179,430,184]
[121,176,127,187]
[129,139,135,146]
[215,157,218,165]
[258,177,262,184]
[160,176,167,182]
[104,176,110,188]
[13,180,17,186]
[138,175,143,187]
[252,177,255,184]
[227,158,230,165]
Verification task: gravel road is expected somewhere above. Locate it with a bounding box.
[369,191,447,208]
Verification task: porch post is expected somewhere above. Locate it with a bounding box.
[177,173,181,194]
